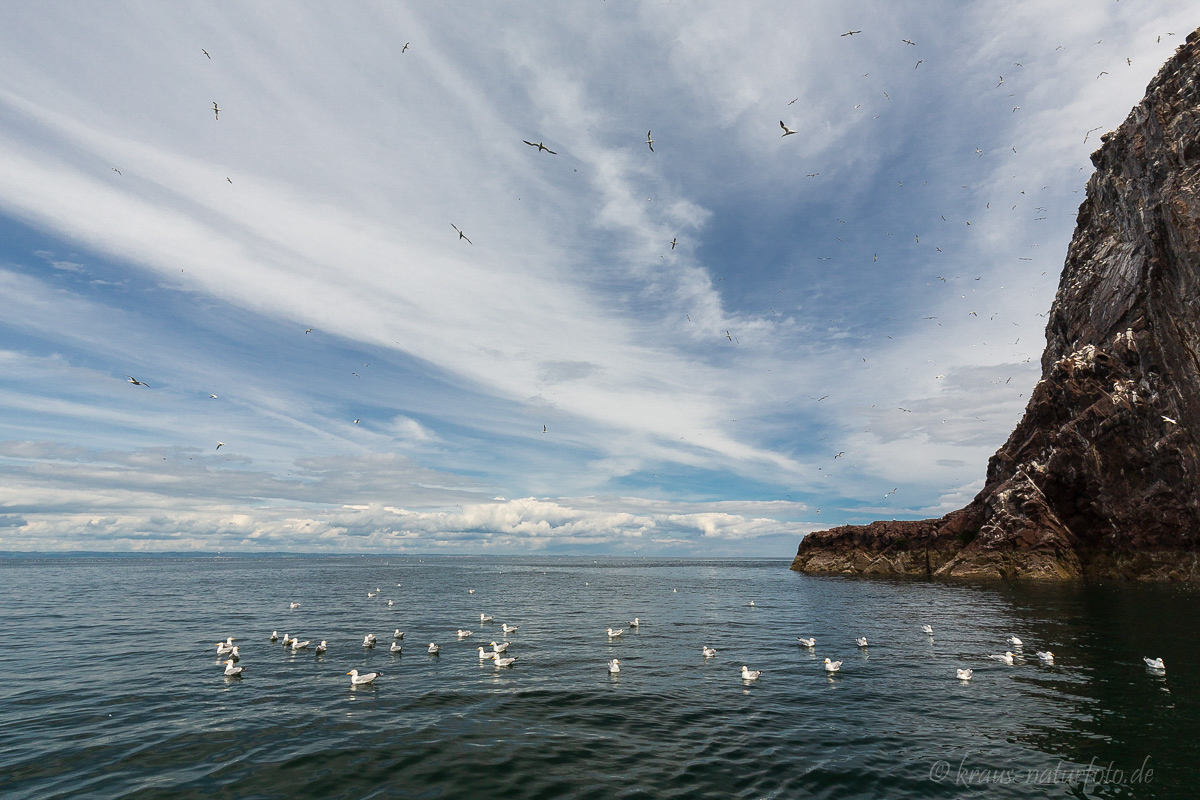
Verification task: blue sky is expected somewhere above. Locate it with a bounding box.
[0,1,1194,555]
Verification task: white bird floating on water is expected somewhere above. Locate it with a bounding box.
[921,625,934,635]
[856,637,868,647]
[956,668,973,680]
[457,630,472,639]
[796,637,816,647]
[607,627,623,637]
[741,666,762,680]
[468,589,475,594]
[394,629,404,639]
[749,601,755,607]
[280,633,292,647]
[478,646,496,660]
[316,640,327,655]
[494,655,517,667]
[387,600,393,607]
[363,634,376,647]
[291,638,310,651]
[215,637,235,656]
[223,659,243,677]
[990,652,1015,665]
[390,641,403,653]
[824,658,842,672]
[1144,657,1165,670]
[491,641,509,653]
[608,659,620,674]
[502,624,519,634]
[1037,651,1055,664]
[289,602,300,609]
[480,614,494,623]
[629,618,640,628]
[269,631,279,642]
[1007,636,1023,647]
[347,669,379,686]
[367,592,375,598]
[228,646,240,662]
[428,643,440,654]
[702,646,717,658]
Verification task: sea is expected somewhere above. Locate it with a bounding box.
[1,555,1196,799]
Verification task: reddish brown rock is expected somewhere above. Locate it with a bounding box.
[793,28,1200,583]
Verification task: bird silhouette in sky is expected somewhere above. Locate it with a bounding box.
[451,224,473,244]
[523,140,557,154]
[780,121,797,137]
[646,130,654,152]
[124,375,148,387]
[212,101,220,120]
[202,49,210,59]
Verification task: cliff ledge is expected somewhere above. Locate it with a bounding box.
[793,28,1200,582]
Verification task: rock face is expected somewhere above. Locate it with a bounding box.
[793,29,1200,582]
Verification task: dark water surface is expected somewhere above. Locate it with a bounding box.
[1,556,1196,799]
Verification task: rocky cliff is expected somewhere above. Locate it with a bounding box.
[793,29,1200,582]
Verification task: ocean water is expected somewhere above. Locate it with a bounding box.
[1,556,1196,799]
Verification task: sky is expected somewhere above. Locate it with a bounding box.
[0,1,1195,556]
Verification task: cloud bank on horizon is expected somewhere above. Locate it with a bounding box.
[0,1,1194,555]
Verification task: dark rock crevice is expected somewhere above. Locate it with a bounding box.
[793,27,1200,583]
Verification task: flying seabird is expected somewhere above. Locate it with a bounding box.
[125,375,149,387]
[780,120,797,137]
[523,140,557,154]
[112,168,121,175]
[212,101,220,120]
[402,42,409,53]
[645,130,654,152]
[215,442,224,450]
[451,224,473,244]
[202,49,211,59]
[841,30,861,36]
[901,39,916,45]
[670,238,677,249]
[304,328,313,334]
